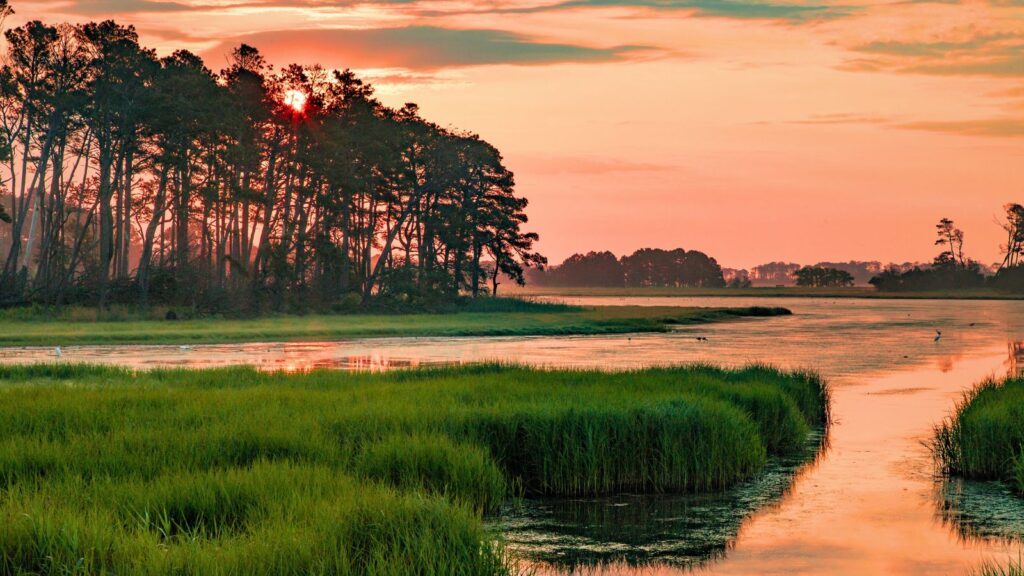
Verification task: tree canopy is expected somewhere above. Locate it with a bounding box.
[792,266,854,288]
[533,248,725,288]
[0,17,545,311]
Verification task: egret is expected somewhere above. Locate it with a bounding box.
[54,346,61,357]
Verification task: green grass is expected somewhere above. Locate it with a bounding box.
[934,377,1024,494]
[0,363,827,575]
[977,559,1024,576]
[0,305,790,346]
[510,286,1024,300]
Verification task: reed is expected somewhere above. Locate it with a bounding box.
[934,377,1024,493]
[977,559,1024,576]
[0,363,827,575]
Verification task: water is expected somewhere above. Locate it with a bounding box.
[2,296,1024,573]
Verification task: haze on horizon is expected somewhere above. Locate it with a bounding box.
[10,0,1022,269]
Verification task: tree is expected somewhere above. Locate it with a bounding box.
[794,266,854,288]
[934,217,965,268]
[997,203,1024,272]
[549,251,623,287]
[621,248,724,288]
[0,16,546,311]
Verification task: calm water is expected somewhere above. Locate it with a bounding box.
[3,296,1024,573]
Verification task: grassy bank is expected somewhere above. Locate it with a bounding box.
[0,305,790,346]
[509,286,1024,300]
[934,377,1024,494]
[0,364,828,575]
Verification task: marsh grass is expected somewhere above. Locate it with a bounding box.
[934,377,1024,493]
[0,363,826,575]
[977,558,1024,576]
[0,305,790,346]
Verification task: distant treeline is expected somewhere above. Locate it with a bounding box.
[867,213,1024,292]
[527,248,730,288]
[535,207,1024,294]
[0,9,544,313]
[724,261,924,287]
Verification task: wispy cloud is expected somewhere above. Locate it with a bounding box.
[896,118,1024,137]
[67,0,194,13]
[782,111,1024,138]
[202,26,657,71]
[845,32,1024,77]
[785,112,888,125]
[458,0,858,23]
[57,0,859,22]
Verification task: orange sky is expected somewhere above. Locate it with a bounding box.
[9,0,1024,267]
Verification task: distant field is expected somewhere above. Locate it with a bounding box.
[0,305,790,346]
[508,286,1024,300]
[0,364,828,576]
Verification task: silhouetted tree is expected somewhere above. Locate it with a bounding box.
[0,16,544,311]
[548,251,623,287]
[793,266,854,288]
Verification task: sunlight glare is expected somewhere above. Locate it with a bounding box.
[283,90,306,113]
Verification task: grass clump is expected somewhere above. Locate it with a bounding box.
[0,363,827,575]
[935,377,1024,493]
[355,434,508,514]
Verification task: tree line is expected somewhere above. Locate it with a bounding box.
[792,266,854,288]
[0,7,545,313]
[869,208,1024,292]
[529,248,728,288]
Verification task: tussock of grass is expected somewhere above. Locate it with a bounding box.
[354,434,508,514]
[0,363,826,575]
[0,305,790,346]
[934,377,1024,493]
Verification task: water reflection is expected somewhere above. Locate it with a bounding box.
[931,342,1024,548]
[4,297,1024,573]
[498,433,826,573]
[937,478,1024,545]
[1009,341,1024,377]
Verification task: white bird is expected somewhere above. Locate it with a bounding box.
[53,346,62,357]
[934,330,942,343]
[179,345,191,352]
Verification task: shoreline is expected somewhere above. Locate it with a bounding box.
[0,305,790,347]
[509,287,1024,300]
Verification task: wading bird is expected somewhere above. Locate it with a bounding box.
[934,330,942,343]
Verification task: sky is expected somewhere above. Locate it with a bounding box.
[8,0,1024,268]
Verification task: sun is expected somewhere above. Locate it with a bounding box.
[283,90,306,113]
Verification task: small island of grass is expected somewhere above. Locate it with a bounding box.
[934,377,1024,496]
[0,301,791,346]
[934,376,1024,576]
